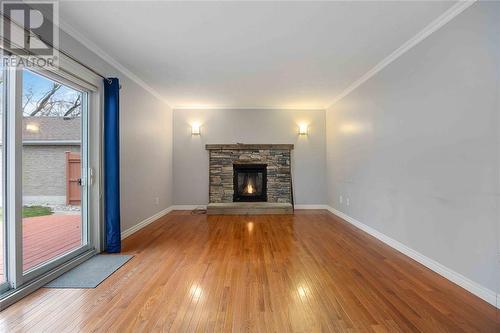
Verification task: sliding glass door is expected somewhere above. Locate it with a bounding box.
[0,59,95,294]
[21,69,89,274]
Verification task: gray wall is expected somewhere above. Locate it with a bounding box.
[326,2,499,293]
[59,31,174,232]
[173,109,326,205]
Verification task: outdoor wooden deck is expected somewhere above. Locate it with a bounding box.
[0,214,81,281]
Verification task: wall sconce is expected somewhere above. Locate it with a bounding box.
[191,123,201,135]
[298,123,308,136]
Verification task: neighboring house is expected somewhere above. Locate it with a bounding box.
[22,117,81,206]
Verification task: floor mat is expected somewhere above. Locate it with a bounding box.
[44,254,133,288]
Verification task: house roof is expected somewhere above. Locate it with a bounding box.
[23,117,81,142]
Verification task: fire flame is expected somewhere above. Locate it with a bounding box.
[246,184,254,194]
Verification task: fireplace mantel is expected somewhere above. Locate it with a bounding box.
[205,143,294,150]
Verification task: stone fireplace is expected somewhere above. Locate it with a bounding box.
[206,144,293,214]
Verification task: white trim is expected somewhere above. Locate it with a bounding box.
[6,64,23,288]
[328,0,477,107]
[325,206,499,309]
[38,54,101,92]
[294,204,329,210]
[120,206,174,240]
[58,19,169,106]
[171,205,207,211]
[172,204,330,210]
[119,205,208,241]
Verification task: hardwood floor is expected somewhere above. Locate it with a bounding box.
[0,210,498,332]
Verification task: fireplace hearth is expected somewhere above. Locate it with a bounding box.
[233,164,267,202]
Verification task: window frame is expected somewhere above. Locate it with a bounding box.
[0,62,8,293]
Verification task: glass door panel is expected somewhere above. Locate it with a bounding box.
[21,69,86,273]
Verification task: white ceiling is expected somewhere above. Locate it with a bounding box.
[60,1,455,109]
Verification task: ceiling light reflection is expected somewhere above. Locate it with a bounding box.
[297,285,310,299]
[189,284,203,301]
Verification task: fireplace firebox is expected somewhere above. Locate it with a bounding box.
[233,164,267,202]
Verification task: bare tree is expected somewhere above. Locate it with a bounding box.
[23,86,34,111]
[23,82,82,118]
[29,83,61,116]
[63,95,81,119]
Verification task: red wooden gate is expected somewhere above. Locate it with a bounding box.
[65,151,81,206]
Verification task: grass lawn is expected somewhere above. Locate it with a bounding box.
[22,206,53,218]
[0,206,53,219]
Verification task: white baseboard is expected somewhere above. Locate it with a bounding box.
[170,205,207,210]
[294,204,329,209]
[326,206,499,309]
[173,204,327,210]
[121,206,174,240]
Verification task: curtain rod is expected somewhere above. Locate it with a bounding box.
[1,14,113,84]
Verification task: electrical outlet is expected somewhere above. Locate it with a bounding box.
[346,198,350,206]
[339,195,343,204]
[154,197,160,205]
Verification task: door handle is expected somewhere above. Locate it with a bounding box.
[89,167,94,185]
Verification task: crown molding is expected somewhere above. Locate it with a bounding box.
[328,0,477,108]
[58,18,170,106]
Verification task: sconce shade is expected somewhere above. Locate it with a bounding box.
[191,123,201,135]
[299,123,308,135]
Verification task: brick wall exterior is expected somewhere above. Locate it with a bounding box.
[23,145,80,197]
[208,147,292,203]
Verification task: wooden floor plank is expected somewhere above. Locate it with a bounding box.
[0,210,497,332]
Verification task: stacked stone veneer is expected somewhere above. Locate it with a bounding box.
[207,144,293,203]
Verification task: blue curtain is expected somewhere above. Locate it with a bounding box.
[104,78,121,253]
